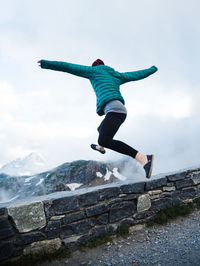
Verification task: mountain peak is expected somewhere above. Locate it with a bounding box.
[0,152,47,176]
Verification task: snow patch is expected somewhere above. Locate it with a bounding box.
[112,168,126,181]
[96,172,103,178]
[25,175,37,183]
[67,183,82,191]
[36,178,44,186]
[104,168,112,181]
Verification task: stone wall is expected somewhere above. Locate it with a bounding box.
[1,167,200,263]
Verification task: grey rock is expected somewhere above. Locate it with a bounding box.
[45,220,61,239]
[0,208,6,216]
[60,218,96,239]
[120,182,145,194]
[191,172,200,184]
[150,197,173,212]
[53,195,79,215]
[62,235,82,251]
[108,224,118,235]
[45,220,61,232]
[107,198,123,207]
[166,182,176,187]
[170,190,182,204]
[197,186,200,196]
[98,187,120,200]
[133,210,154,220]
[119,218,134,228]
[15,231,46,246]
[47,229,60,239]
[86,203,108,217]
[175,178,194,189]
[8,201,46,233]
[109,201,136,223]
[70,218,96,234]
[163,186,176,191]
[160,192,173,198]
[97,213,108,225]
[0,241,13,261]
[166,172,187,181]
[0,217,14,240]
[50,215,65,221]
[60,225,74,239]
[23,238,62,255]
[194,196,200,201]
[62,211,85,224]
[119,194,138,200]
[179,187,197,200]
[89,225,107,239]
[148,189,162,196]
[44,201,53,218]
[77,234,93,245]
[12,247,23,257]
[137,194,151,212]
[145,177,167,191]
[78,191,100,207]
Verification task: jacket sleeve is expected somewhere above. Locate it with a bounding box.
[118,66,158,85]
[40,60,94,79]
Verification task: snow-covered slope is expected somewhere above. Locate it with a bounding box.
[0,158,143,204]
[0,152,47,176]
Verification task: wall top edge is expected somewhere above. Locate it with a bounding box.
[0,164,199,209]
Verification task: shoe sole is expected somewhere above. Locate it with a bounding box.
[91,144,106,154]
[147,155,154,179]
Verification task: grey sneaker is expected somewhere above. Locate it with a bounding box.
[144,155,154,178]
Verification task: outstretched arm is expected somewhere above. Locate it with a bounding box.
[37,59,94,79]
[119,66,158,84]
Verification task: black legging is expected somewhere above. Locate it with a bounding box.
[97,112,138,158]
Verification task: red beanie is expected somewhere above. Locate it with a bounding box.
[92,59,105,66]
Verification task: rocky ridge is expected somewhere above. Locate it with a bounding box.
[0,158,140,203]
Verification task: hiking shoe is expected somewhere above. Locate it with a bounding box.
[144,154,154,178]
[90,144,106,154]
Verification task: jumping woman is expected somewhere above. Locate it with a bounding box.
[38,59,158,178]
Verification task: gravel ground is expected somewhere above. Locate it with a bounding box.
[40,209,200,266]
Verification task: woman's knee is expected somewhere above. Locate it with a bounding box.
[98,136,111,148]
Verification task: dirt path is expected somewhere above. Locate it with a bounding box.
[40,209,200,266]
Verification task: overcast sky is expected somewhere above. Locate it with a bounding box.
[0,0,200,176]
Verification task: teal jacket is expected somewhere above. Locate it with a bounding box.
[40,60,158,116]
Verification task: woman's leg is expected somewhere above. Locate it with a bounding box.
[97,112,154,178]
[98,112,139,158]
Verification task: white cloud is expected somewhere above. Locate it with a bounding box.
[10,120,94,141]
[0,0,200,175]
[127,88,193,120]
[5,146,35,160]
[0,81,21,110]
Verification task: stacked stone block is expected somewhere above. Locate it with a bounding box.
[0,168,200,263]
